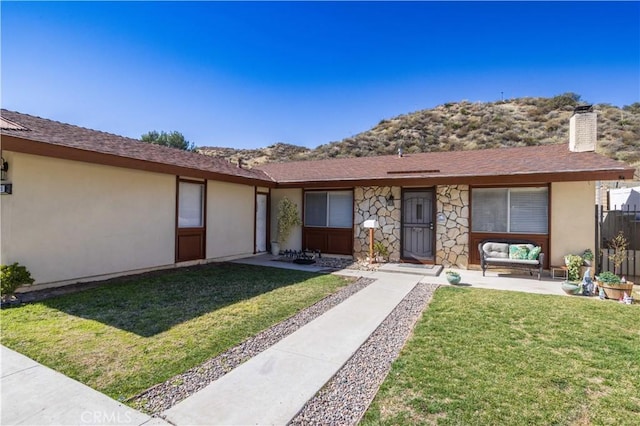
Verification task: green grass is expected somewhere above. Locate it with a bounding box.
[363,287,640,425]
[0,263,350,401]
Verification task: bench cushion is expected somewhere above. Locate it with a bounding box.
[485,257,540,265]
[482,242,509,259]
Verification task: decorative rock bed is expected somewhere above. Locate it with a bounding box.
[289,282,438,425]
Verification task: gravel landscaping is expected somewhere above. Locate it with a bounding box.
[289,282,439,426]
[130,276,375,414]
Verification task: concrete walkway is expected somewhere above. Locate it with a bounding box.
[1,257,571,426]
[161,271,423,425]
[0,346,169,425]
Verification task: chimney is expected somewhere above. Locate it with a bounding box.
[569,105,596,152]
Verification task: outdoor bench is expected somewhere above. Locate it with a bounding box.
[478,239,544,280]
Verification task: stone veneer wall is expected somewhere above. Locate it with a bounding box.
[436,185,470,268]
[353,186,401,262]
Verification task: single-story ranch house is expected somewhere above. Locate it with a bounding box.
[0,108,635,289]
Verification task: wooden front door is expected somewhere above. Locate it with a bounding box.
[176,179,206,262]
[402,189,435,263]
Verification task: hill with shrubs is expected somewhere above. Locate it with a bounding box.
[198,93,640,178]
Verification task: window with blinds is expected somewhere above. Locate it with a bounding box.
[472,187,548,234]
[304,190,353,228]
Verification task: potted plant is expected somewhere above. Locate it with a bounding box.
[445,270,461,285]
[1,262,35,305]
[582,248,594,267]
[561,254,584,295]
[564,254,583,282]
[271,197,302,256]
[597,232,634,299]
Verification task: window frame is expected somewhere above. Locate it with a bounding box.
[303,189,354,229]
[471,185,550,235]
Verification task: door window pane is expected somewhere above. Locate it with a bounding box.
[178,182,204,228]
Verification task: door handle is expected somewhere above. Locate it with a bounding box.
[429,222,434,230]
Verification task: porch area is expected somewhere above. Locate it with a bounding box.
[232,253,568,296]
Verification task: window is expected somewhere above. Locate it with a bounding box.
[472,187,548,234]
[178,181,204,228]
[304,190,353,228]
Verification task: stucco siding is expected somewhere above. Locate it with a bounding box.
[206,181,255,259]
[550,181,595,266]
[0,152,176,284]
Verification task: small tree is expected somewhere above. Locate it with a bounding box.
[141,130,195,151]
[1,263,34,301]
[276,197,302,245]
[608,231,628,275]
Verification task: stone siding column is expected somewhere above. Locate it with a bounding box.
[353,186,401,261]
[436,185,470,268]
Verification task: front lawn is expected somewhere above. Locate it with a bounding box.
[0,263,350,401]
[363,287,640,425]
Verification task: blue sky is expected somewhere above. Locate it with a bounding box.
[2,1,639,149]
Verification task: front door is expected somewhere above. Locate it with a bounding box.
[176,179,206,262]
[255,193,267,253]
[402,189,435,262]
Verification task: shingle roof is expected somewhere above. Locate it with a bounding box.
[257,144,635,185]
[0,109,273,183]
[1,109,634,187]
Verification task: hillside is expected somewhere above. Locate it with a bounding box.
[198,94,640,178]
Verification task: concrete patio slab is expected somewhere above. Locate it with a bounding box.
[0,346,168,426]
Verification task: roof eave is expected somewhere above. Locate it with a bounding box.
[2,135,276,187]
[272,168,635,188]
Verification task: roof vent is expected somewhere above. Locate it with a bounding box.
[569,106,596,153]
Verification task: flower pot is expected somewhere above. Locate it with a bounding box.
[561,281,581,295]
[270,242,280,256]
[446,275,461,285]
[598,281,634,300]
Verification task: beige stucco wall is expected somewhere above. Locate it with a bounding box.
[270,188,303,251]
[206,181,256,259]
[550,181,596,266]
[0,152,176,285]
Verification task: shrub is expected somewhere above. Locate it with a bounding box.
[596,271,621,285]
[1,263,35,299]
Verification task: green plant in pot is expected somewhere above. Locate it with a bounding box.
[1,262,35,303]
[561,254,583,295]
[564,254,583,282]
[271,197,302,255]
[582,248,594,266]
[445,270,461,285]
[597,233,634,299]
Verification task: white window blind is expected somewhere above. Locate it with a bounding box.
[472,187,548,234]
[304,192,327,226]
[304,191,353,228]
[510,188,548,234]
[178,182,204,228]
[472,188,508,232]
[328,191,353,227]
